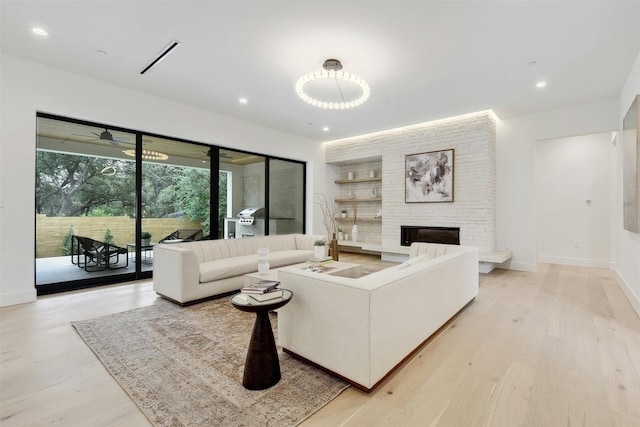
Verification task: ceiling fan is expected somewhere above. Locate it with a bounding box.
[73,128,133,145]
[188,147,233,161]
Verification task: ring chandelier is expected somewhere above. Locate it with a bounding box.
[295,59,370,110]
[123,149,169,161]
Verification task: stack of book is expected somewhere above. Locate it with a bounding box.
[306,255,333,266]
[241,280,283,302]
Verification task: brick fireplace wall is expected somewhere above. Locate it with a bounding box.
[325,110,497,253]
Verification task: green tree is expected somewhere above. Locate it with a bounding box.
[36,151,135,217]
[36,150,219,235]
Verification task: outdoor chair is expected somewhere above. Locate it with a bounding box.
[71,235,129,272]
[159,228,203,243]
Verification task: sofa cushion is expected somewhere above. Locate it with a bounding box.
[199,255,260,282]
[268,250,315,268]
[409,242,462,259]
[199,249,315,283]
[168,234,322,264]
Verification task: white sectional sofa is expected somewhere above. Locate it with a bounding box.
[277,242,479,392]
[153,234,323,305]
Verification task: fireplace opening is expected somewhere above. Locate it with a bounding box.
[401,226,460,246]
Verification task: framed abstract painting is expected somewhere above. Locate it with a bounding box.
[405,149,454,203]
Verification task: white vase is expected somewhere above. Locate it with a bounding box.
[351,224,358,242]
[338,232,344,240]
[257,247,270,274]
[314,246,325,258]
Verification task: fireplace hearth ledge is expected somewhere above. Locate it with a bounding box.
[339,241,513,272]
[478,251,513,273]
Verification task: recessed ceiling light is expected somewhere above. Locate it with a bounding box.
[536,81,547,88]
[322,126,329,132]
[239,98,248,104]
[32,27,48,36]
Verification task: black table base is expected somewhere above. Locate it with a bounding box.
[243,311,280,390]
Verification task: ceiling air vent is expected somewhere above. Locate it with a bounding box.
[139,39,181,75]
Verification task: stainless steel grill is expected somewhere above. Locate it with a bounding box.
[237,207,264,225]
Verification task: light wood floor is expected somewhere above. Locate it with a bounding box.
[1,256,639,426]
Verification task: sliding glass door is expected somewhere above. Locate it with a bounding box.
[219,149,266,239]
[269,159,305,235]
[36,116,137,290]
[138,136,211,269]
[35,113,306,294]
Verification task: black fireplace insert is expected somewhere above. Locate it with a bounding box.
[400,226,460,246]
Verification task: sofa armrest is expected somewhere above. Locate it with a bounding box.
[369,246,478,382]
[153,244,200,303]
[277,269,372,386]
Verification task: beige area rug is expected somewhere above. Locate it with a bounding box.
[72,298,348,427]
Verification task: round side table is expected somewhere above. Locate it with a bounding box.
[230,290,292,390]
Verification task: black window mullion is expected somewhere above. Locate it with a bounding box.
[135,133,143,275]
[210,147,220,240]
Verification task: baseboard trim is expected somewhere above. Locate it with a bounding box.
[537,255,610,269]
[613,271,640,318]
[0,288,37,307]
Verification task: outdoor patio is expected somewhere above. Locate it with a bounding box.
[36,252,153,285]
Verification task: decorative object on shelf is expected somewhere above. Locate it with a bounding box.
[347,186,354,199]
[348,171,354,180]
[405,148,454,203]
[375,208,382,218]
[371,184,378,198]
[257,247,270,274]
[369,170,375,178]
[313,240,326,259]
[295,59,370,110]
[141,231,152,246]
[330,233,339,261]
[340,209,347,217]
[337,226,344,240]
[351,224,358,242]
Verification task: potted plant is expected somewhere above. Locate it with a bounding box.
[337,226,344,240]
[340,209,347,218]
[313,239,326,258]
[141,231,152,246]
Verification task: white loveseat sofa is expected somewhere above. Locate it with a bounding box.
[277,242,479,391]
[153,233,322,305]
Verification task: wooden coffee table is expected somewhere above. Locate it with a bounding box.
[230,290,293,390]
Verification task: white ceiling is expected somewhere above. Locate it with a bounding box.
[2,1,639,141]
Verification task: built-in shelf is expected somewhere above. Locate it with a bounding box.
[335,177,381,184]
[335,197,382,203]
[335,217,382,222]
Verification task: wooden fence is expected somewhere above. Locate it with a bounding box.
[35,214,202,258]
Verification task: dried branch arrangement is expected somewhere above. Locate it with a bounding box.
[314,193,338,241]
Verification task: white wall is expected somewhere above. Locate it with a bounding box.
[326,111,497,253]
[616,51,640,314]
[0,54,327,306]
[496,99,619,271]
[536,132,614,268]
